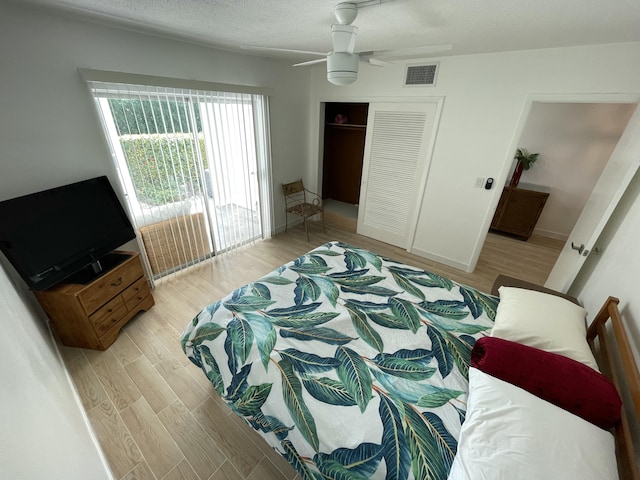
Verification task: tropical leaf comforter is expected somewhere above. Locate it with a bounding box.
[181,241,498,480]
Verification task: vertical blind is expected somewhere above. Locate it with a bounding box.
[88,81,272,280]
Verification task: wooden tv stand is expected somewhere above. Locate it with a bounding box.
[34,251,154,350]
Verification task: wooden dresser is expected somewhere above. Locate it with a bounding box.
[34,251,154,350]
[490,185,549,240]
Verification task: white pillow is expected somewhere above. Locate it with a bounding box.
[490,286,598,370]
[448,368,619,480]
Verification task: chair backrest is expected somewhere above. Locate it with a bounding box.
[282,179,304,197]
[282,179,307,206]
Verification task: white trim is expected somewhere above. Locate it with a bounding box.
[312,95,444,252]
[520,93,640,104]
[48,323,115,480]
[275,217,304,234]
[312,95,445,192]
[79,68,274,96]
[409,246,471,272]
[467,92,640,274]
[316,95,445,104]
[533,228,569,241]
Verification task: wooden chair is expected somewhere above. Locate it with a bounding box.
[282,179,326,241]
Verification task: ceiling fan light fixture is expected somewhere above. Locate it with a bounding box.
[327,52,359,85]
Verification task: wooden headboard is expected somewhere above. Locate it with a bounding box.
[587,297,640,480]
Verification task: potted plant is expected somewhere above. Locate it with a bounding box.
[510,147,539,187]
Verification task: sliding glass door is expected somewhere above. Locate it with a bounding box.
[89,83,272,279]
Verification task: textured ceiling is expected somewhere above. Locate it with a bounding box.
[17,0,640,62]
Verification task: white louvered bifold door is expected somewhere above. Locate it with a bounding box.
[357,102,437,248]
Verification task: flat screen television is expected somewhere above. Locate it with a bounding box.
[0,176,136,291]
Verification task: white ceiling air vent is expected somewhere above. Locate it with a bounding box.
[404,63,439,87]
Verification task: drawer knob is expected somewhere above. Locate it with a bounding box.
[110,277,123,287]
[112,318,117,323]
[107,309,113,313]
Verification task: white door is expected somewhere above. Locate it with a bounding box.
[357,102,438,248]
[545,105,640,292]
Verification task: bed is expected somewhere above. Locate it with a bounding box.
[181,241,639,480]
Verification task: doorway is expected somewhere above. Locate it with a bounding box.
[321,102,369,232]
[89,83,272,281]
[484,100,637,288]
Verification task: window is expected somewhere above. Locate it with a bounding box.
[88,81,272,279]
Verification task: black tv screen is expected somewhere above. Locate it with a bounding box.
[0,176,136,291]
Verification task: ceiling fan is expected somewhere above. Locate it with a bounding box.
[242,2,452,86]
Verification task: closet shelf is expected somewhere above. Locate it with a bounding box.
[326,123,367,129]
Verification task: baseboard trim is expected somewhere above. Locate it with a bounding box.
[533,228,569,241]
[48,324,115,479]
[274,218,303,234]
[275,217,331,236]
[409,247,471,272]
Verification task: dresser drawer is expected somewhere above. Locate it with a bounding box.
[90,296,127,336]
[123,277,151,311]
[122,277,151,304]
[78,255,143,314]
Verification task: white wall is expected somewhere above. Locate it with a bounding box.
[2,3,639,471]
[516,102,636,240]
[309,42,640,271]
[0,1,311,230]
[570,167,640,348]
[0,259,112,480]
[569,168,640,454]
[0,3,311,478]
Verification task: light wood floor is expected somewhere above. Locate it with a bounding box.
[59,224,564,480]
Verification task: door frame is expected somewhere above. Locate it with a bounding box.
[469,92,640,283]
[313,95,444,250]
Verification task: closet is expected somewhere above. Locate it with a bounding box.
[321,100,439,249]
[322,103,369,205]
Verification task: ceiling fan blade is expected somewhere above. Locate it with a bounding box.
[364,58,392,67]
[369,44,453,61]
[293,58,329,67]
[241,46,328,56]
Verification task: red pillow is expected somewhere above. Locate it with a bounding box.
[471,336,622,430]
